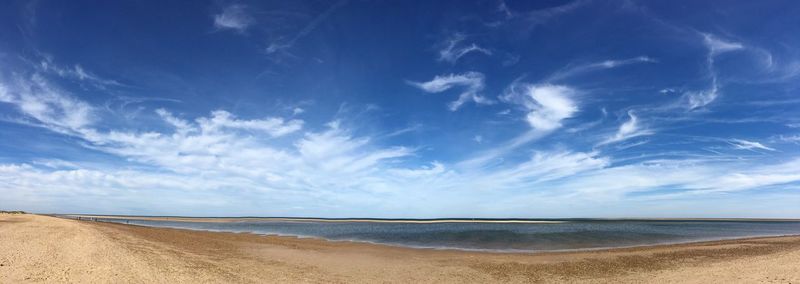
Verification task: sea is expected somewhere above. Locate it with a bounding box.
[74,217,800,252]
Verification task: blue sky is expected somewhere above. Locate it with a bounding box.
[1,0,799,218]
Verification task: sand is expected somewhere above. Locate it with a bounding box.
[2,214,800,283]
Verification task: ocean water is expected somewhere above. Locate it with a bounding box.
[85,217,800,252]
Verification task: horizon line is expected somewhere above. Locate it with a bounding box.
[52,214,800,223]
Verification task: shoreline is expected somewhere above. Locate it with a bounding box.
[60,214,800,223]
[61,214,800,254]
[4,214,800,283]
[67,215,800,257]
[62,214,567,224]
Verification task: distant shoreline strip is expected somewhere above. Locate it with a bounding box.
[60,215,800,223]
[64,215,566,224]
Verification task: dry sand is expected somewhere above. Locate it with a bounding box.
[2,214,799,283]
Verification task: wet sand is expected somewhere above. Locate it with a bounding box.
[2,214,800,283]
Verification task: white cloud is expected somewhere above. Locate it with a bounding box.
[596,56,657,68]
[388,162,446,178]
[729,139,775,151]
[659,88,678,95]
[530,157,800,202]
[0,83,10,102]
[3,60,800,217]
[689,158,800,193]
[437,34,492,64]
[683,86,719,110]
[777,135,800,143]
[546,56,656,81]
[458,84,578,169]
[681,34,744,110]
[1,74,420,198]
[702,33,744,56]
[295,121,412,173]
[457,130,548,169]
[525,87,577,131]
[5,155,800,216]
[408,72,492,111]
[477,151,609,187]
[154,108,303,138]
[37,57,122,88]
[600,110,653,145]
[0,74,94,133]
[496,0,513,19]
[197,110,303,137]
[501,83,578,131]
[155,108,192,134]
[213,4,254,32]
[496,0,589,29]
[31,159,80,169]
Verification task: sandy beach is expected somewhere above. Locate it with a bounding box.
[2,214,800,283]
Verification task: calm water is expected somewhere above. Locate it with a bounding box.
[84,217,800,252]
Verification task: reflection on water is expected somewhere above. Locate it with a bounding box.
[75,217,800,252]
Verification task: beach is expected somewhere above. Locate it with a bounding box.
[2,214,800,283]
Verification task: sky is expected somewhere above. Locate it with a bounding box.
[1,0,799,218]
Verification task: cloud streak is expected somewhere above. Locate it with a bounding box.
[546,56,656,82]
[437,33,492,64]
[493,0,590,29]
[0,74,94,134]
[729,139,775,152]
[681,34,744,110]
[600,111,653,146]
[408,72,492,111]
[213,4,255,33]
[459,83,579,169]
[35,56,123,88]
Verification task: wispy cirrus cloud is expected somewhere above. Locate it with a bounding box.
[459,83,579,168]
[0,74,94,134]
[213,4,255,33]
[0,71,425,215]
[703,33,744,56]
[546,158,800,202]
[2,1,800,218]
[777,135,800,144]
[729,139,775,152]
[599,110,653,146]
[492,0,590,29]
[475,150,609,187]
[408,72,492,111]
[437,33,492,64]
[158,108,304,138]
[35,55,123,88]
[681,33,744,110]
[3,70,800,216]
[546,56,656,82]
